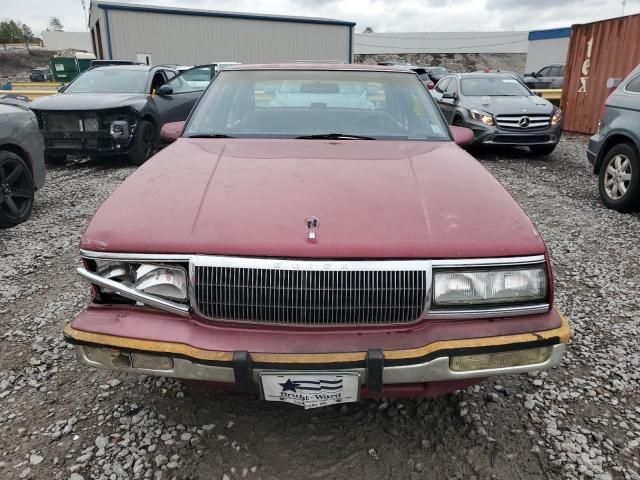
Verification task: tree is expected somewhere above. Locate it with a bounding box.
[362,26,375,33]
[21,23,34,50]
[48,16,64,31]
[0,20,23,44]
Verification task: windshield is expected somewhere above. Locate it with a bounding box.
[64,69,147,94]
[184,70,450,140]
[461,77,531,96]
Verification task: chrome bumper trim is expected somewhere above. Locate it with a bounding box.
[427,303,550,319]
[75,343,566,385]
[76,268,190,317]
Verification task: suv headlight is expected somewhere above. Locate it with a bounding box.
[433,266,547,306]
[469,109,494,126]
[551,109,562,126]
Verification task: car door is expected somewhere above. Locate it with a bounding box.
[548,66,564,88]
[153,66,213,126]
[534,66,553,88]
[432,77,449,102]
[439,78,459,123]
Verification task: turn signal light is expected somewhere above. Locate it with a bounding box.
[449,346,552,372]
[130,353,174,371]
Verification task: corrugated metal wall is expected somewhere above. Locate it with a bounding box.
[562,14,640,134]
[106,9,351,65]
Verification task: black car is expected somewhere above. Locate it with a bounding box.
[30,68,51,82]
[30,64,214,165]
[433,73,562,155]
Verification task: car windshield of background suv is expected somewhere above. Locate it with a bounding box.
[184,70,451,141]
[462,77,532,96]
[63,69,148,94]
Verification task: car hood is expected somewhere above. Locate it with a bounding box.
[81,139,545,258]
[463,95,553,115]
[30,93,147,111]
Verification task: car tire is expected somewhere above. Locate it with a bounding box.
[128,120,158,166]
[529,144,557,156]
[0,150,35,228]
[45,154,66,165]
[453,117,465,127]
[598,143,640,212]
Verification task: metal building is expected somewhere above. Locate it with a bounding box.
[88,1,355,65]
[524,28,571,74]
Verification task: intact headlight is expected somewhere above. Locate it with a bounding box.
[469,109,494,126]
[433,266,547,306]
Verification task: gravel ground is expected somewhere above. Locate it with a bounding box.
[0,136,639,480]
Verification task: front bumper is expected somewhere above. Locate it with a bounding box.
[41,130,134,156]
[467,120,562,146]
[587,132,604,172]
[64,306,570,394]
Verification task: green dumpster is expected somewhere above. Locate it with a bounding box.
[76,52,96,74]
[49,56,79,83]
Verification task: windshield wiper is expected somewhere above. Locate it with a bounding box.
[186,134,236,138]
[295,133,376,140]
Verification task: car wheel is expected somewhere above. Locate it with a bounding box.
[598,143,639,211]
[0,151,35,228]
[529,144,557,156]
[128,120,158,166]
[45,154,66,165]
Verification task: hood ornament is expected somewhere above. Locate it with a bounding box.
[305,216,320,241]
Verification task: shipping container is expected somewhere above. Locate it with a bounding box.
[562,13,640,134]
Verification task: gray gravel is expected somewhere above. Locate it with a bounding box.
[0,138,639,479]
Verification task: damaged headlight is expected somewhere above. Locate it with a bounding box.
[89,260,188,302]
[551,109,562,126]
[433,266,547,306]
[135,265,188,301]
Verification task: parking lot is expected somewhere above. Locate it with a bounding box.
[0,135,637,480]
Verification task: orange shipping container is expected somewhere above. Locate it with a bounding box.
[561,13,640,134]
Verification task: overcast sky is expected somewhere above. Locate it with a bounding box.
[4,0,640,35]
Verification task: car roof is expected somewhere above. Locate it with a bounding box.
[454,73,521,79]
[223,63,416,73]
[89,64,159,71]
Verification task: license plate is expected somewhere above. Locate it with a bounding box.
[260,372,360,409]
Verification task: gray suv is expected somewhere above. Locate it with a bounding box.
[587,64,640,211]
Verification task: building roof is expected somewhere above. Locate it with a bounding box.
[354,31,529,55]
[528,27,571,41]
[91,1,356,27]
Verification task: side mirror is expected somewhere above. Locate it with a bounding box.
[157,84,173,96]
[450,126,474,146]
[442,91,457,100]
[57,85,66,93]
[160,121,185,143]
[530,72,538,78]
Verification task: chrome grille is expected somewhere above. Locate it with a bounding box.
[495,114,551,129]
[191,258,431,326]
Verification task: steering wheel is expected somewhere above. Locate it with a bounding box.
[345,111,399,130]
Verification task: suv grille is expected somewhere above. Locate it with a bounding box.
[495,114,551,129]
[192,259,430,326]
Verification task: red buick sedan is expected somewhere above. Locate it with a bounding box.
[64,64,569,409]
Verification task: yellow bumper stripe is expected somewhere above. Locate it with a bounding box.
[64,309,570,365]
